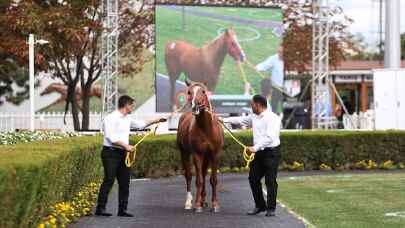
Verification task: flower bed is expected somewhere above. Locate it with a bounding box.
[0,131,79,145]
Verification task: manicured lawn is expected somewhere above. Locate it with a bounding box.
[156,5,282,95]
[277,172,405,228]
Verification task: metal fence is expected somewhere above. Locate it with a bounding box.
[0,112,102,132]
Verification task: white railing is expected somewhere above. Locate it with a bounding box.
[0,111,376,132]
[343,110,375,130]
[0,112,102,132]
[0,112,167,132]
[313,116,339,129]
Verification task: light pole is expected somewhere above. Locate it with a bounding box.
[28,34,48,131]
[384,0,400,68]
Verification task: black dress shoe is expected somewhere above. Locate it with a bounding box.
[265,210,275,217]
[247,207,266,215]
[117,211,134,217]
[95,209,112,216]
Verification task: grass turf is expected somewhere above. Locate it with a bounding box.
[277,172,405,228]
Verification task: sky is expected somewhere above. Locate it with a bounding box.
[336,0,404,51]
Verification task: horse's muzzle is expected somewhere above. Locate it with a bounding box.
[240,54,246,62]
[192,106,200,115]
[192,104,207,116]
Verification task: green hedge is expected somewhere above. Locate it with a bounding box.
[0,136,103,228]
[130,131,405,177]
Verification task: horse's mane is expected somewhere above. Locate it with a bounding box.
[204,32,225,49]
[190,82,208,91]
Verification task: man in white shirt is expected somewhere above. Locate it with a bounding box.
[222,94,281,217]
[256,46,284,114]
[95,95,166,217]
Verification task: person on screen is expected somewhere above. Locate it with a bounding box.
[256,46,284,115]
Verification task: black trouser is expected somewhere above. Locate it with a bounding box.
[248,146,281,211]
[97,146,131,212]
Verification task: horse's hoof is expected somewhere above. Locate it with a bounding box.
[184,205,193,210]
[211,207,221,213]
[195,207,203,213]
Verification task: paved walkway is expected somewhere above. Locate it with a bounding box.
[70,174,305,228]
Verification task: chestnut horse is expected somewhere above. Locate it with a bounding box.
[165,28,246,111]
[177,81,224,213]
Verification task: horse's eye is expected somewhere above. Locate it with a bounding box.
[188,91,191,95]
[202,90,206,94]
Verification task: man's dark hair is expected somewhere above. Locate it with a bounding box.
[118,95,134,108]
[252,94,267,108]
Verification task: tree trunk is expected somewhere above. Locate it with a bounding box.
[71,99,81,131]
[81,84,91,130]
[65,83,81,131]
[68,85,81,131]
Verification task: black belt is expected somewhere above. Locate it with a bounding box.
[259,146,280,152]
[103,146,125,151]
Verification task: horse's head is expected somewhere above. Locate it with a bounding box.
[185,80,210,116]
[223,28,246,62]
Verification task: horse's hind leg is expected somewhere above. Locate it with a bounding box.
[210,155,220,213]
[201,157,209,208]
[165,55,181,111]
[169,76,179,111]
[181,150,193,210]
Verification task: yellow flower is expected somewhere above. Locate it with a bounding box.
[50,217,57,224]
[37,223,45,228]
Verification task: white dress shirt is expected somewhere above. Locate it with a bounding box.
[256,54,284,89]
[103,110,147,147]
[223,109,281,152]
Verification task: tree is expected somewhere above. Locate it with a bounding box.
[283,0,353,73]
[0,0,46,106]
[2,0,154,130]
[344,33,382,61]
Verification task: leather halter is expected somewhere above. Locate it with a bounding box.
[187,83,211,111]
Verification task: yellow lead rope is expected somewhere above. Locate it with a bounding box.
[204,108,255,168]
[125,123,160,168]
[236,61,256,95]
[217,120,255,168]
[124,103,188,168]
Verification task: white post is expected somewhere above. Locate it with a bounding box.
[384,0,401,68]
[28,34,35,131]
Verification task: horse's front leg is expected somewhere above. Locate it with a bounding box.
[182,151,193,210]
[210,155,220,213]
[194,154,204,213]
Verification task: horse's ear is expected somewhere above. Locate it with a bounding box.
[185,79,191,87]
[202,80,208,87]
